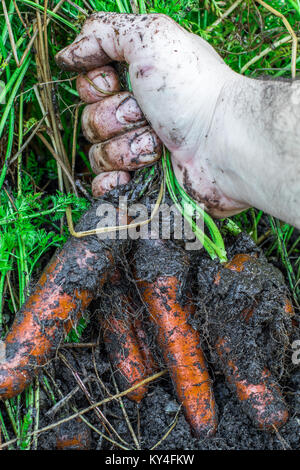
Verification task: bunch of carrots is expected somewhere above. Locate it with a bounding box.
[0,28,294,437]
[0,194,293,437]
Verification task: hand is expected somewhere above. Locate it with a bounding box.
[55,12,249,218]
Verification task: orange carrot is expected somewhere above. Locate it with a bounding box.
[134,240,217,437]
[56,419,91,450]
[214,254,289,431]
[0,202,125,400]
[132,317,158,376]
[102,294,157,403]
[215,337,288,430]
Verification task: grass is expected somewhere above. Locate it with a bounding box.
[0,0,299,449]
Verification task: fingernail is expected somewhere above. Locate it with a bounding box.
[92,69,119,93]
[131,130,158,161]
[116,97,144,124]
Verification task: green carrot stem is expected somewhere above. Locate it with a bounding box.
[162,150,227,261]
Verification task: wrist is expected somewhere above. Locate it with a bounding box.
[209,75,300,227]
[172,70,250,218]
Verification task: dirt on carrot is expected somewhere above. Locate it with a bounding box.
[134,238,218,437]
[0,198,130,400]
[56,418,91,450]
[196,234,294,384]
[3,184,300,450]
[37,299,300,450]
[100,287,153,402]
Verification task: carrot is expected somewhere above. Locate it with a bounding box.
[134,239,218,438]
[102,291,157,403]
[214,253,289,430]
[0,201,126,400]
[132,317,158,376]
[56,418,91,450]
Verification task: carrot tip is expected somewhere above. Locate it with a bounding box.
[257,409,289,431]
[191,420,218,438]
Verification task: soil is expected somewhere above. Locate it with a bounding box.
[5,181,300,450]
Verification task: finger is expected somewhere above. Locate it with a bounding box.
[89,126,162,173]
[55,12,181,71]
[55,32,111,72]
[92,171,131,197]
[82,92,146,143]
[76,66,120,103]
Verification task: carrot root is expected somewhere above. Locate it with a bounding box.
[214,253,289,431]
[132,235,218,438]
[56,418,91,450]
[215,337,289,430]
[133,318,158,376]
[102,306,150,403]
[0,201,126,400]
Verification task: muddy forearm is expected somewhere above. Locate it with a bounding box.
[214,77,300,228]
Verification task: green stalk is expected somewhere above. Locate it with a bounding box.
[288,234,300,257]
[0,107,14,193]
[17,94,24,197]
[274,55,300,77]
[0,203,73,226]
[139,0,147,14]
[165,172,214,257]
[223,218,242,236]
[0,248,11,328]
[116,0,128,13]
[4,400,19,438]
[32,378,40,450]
[0,269,6,326]
[59,82,79,97]
[21,386,34,450]
[1,0,15,45]
[123,0,131,13]
[163,150,227,261]
[88,0,97,10]
[0,53,30,139]
[0,63,28,113]
[0,34,11,82]
[286,0,300,16]
[268,216,296,292]
[18,0,78,31]
[172,168,224,248]
[17,235,29,304]
[250,208,263,243]
[0,410,11,446]
[42,376,57,405]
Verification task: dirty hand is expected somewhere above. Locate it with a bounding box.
[56,12,300,225]
[54,12,245,218]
